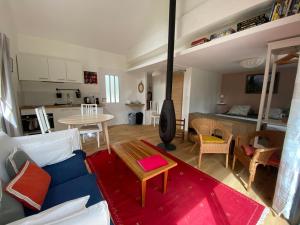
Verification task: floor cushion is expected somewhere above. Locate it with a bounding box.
[43,150,88,187]
[24,174,103,216]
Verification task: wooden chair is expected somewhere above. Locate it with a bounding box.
[35,106,51,134]
[192,118,233,168]
[79,104,102,148]
[232,130,285,191]
[175,118,185,140]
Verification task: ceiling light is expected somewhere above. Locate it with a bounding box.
[240,57,265,68]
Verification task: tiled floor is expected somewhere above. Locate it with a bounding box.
[82,124,289,225]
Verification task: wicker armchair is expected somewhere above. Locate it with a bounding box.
[232,130,285,191]
[192,118,233,168]
[190,118,213,152]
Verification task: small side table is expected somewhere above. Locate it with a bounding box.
[216,103,228,114]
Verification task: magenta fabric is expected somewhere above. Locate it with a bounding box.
[242,144,256,157]
[87,141,266,225]
[137,154,168,172]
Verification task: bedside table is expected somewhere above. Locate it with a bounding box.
[216,103,228,114]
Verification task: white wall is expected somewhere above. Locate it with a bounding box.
[0,0,20,100]
[152,73,166,113]
[127,0,169,62]
[17,35,145,125]
[187,67,222,113]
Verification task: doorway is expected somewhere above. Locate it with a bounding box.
[172,71,184,119]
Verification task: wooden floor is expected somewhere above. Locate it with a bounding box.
[82,124,288,225]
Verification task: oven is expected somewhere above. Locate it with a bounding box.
[21,113,54,135]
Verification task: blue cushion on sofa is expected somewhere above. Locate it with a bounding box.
[73,149,86,159]
[43,150,88,187]
[25,174,103,216]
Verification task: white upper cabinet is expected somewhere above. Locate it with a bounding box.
[18,53,49,81]
[48,58,67,82]
[17,53,83,83]
[66,61,83,83]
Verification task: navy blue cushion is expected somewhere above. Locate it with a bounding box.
[43,150,88,187]
[25,174,103,216]
[73,149,86,159]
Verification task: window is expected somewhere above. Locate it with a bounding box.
[105,75,120,103]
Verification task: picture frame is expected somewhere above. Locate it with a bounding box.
[245,73,280,94]
[84,71,98,84]
[138,81,144,93]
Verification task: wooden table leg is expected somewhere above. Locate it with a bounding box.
[163,170,168,194]
[141,180,146,207]
[101,122,110,154]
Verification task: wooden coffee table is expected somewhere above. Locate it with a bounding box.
[112,140,177,207]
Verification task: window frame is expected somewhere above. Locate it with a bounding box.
[105,74,120,103]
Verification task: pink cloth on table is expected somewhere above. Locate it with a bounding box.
[137,155,168,172]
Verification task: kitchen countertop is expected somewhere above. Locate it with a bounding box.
[20,104,104,110]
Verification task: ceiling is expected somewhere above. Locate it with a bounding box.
[9,0,168,55]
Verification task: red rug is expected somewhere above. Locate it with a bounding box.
[86,141,267,225]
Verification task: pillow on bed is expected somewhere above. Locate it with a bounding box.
[227,105,251,116]
[268,108,283,120]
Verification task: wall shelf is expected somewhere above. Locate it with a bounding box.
[128,14,300,73]
[125,103,145,107]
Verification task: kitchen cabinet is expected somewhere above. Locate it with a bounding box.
[17,53,83,83]
[18,53,49,81]
[66,61,83,83]
[48,58,67,82]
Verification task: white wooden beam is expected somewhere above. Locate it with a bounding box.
[265,56,278,122]
[256,48,272,131]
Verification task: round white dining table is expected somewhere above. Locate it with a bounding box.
[58,114,114,153]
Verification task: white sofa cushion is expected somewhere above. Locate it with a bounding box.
[8,196,90,225]
[46,201,110,225]
[17,137,75,167]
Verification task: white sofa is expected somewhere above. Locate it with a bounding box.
[0,129,81,183]
[0,129,112,225]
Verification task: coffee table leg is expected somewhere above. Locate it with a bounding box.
[142,180,146,207]
[163,170,168,194]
